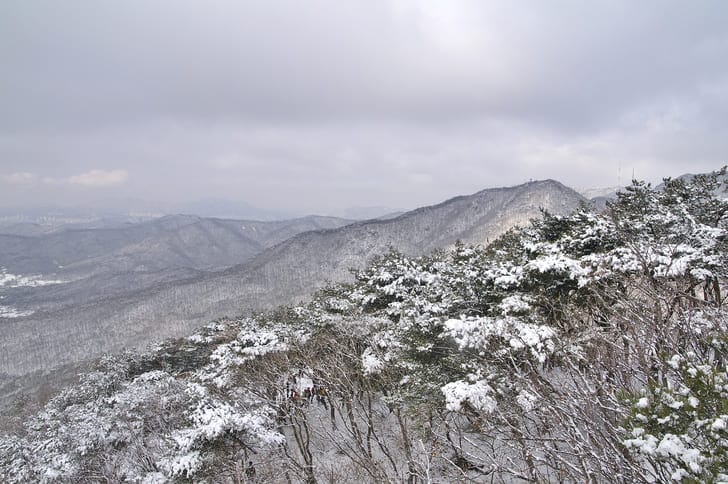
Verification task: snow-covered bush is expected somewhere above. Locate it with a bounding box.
[623,353,728,481]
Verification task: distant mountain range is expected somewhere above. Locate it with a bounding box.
[0,214,352,277]
[578,186,624,200]
[0,179,585,382]
[0,199,402,230]
[0,198,294,225]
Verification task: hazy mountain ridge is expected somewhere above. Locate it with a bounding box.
[0,214,352,277]
[334,205,405,220]
[578,186,624,199]
[0,179,585,377]
[228,179,584,291]
[0,218,156,237]
[0,214,354,376]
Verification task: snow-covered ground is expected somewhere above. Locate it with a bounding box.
[0,268,64,288]
[0,305,34,318]
[0,267,63,318]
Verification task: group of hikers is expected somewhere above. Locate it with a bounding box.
[283,376,329,409]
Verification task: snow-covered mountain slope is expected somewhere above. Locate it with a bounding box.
[0,179,584,378]
[3,171,726,482]
[0,214,353,323]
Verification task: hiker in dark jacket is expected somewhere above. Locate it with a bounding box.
[245,460,256,479]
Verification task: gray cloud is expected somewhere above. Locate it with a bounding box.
[1,1,727,214]
[66,169,128,187]
[0,172,36,186]
[1,169,129,188]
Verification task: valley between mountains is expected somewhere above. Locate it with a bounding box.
[0,180,583,379]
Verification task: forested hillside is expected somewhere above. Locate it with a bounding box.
[2,170,727,482]
[0,179,582,378]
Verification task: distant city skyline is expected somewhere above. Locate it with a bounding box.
[2,1,727,215]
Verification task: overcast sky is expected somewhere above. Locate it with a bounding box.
[1,1,727,215]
